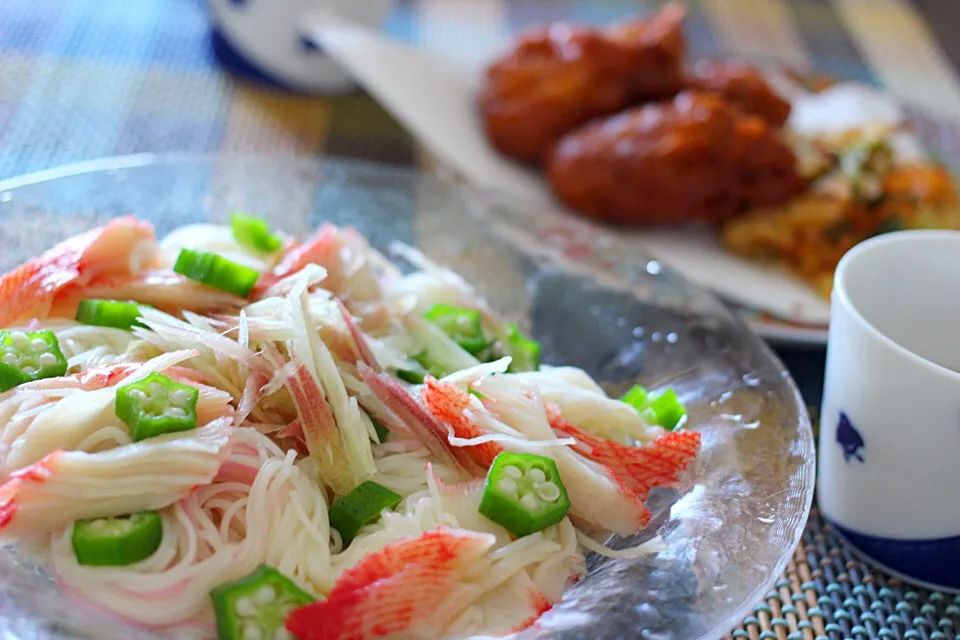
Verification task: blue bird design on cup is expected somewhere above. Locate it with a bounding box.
[299,35,324,54]
[836,412,865,463]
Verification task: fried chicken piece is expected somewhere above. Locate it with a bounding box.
[478,24,636,164]
[607,2,687,101]
[545,92,804,225]
[731,116,804,206]
[688,59,792,127]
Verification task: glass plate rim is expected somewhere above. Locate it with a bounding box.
[0,152,816,640]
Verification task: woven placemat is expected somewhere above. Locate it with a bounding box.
[726,503,960,640]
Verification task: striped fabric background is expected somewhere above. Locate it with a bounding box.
[3,1,960,639]
[3,0,960,180]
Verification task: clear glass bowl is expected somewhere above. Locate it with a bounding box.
[0,155,815,640]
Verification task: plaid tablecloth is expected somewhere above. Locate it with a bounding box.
[2,0,960,638]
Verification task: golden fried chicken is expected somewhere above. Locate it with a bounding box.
[731,116,803,206]
[607,2,687,102]
[688,59,792,127]
[545,92,804,225]
[478,24,635,164]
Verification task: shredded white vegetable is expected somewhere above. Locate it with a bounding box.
[575,530,667,559]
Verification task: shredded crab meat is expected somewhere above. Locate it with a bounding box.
[0,349,224,478]
[511,368,665,444]
[472,375,653,536]
[58,270,248,318]
[0,418,233,542]
[52,429,334,625]
[0,216,159,327]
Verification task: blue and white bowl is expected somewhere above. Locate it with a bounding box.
[208,0,393,94]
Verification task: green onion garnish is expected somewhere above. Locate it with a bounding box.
[173,248,260,298]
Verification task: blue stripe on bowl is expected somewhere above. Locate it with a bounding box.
[830,521,960,590]
[208,25,307,93]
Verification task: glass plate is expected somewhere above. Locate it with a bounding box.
[0,155,815,640]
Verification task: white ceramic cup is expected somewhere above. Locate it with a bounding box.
[208,0,393,94]
[818,230,960,590]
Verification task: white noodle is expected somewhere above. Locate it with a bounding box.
[441,357,512,388]
[51,429,334,625]
[0,418,234,543]
[575,530,667,559]
[448,432,577,450]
